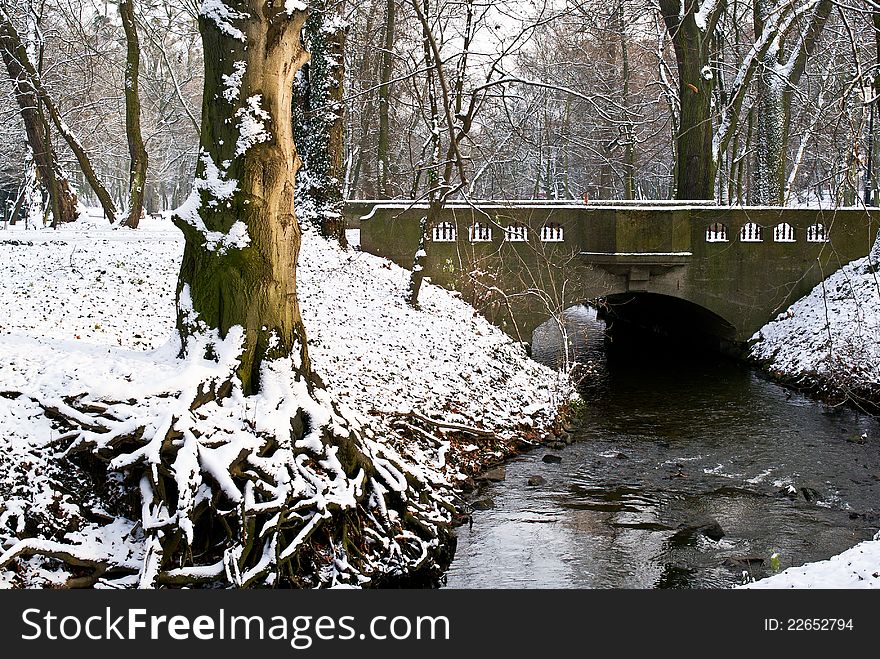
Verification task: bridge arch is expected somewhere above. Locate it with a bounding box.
[594,292,738,350]
[357,201,878,352]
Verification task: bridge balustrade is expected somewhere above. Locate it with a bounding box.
[740,222,763,242]
[541,223,565,242]
[504,223,528,242]
[806,223,828,242]
[774,222,796,242]
[706,222,728,242]
[469,222,492,242]
[432,221,456,242]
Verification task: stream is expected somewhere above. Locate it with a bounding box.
[445,306,880,588]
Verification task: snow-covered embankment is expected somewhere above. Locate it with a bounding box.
[0,216,573,586]
[750,251,880,404]
[746,247,880,588]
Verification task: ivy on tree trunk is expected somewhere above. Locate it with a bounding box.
[293,0,348,245]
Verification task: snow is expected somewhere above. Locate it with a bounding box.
[298,232,568,444]
[747,237,880,588]
[175,152,251,253]
[234,95,271,156]
[359,201,850,219]
[201,0,246,42]
[3,205,879,588]
[221,61,247,103]
[750,252,880,391]
[0,213,569,587]
[694,1,719,32]
[284,0,308,14]
[579,251,692,257]
[741,536,880,588]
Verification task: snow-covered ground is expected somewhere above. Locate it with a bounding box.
[747,247,880,588]
[0,213,570,587]
[750,252,880,400]
[742,538,880,588]
[3,211,878,588]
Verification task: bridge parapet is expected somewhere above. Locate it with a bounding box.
[357,202,878,347]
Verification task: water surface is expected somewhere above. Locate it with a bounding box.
[446,306,880,588]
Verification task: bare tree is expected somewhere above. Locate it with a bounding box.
[0,3,78,225]
[119,0,149,227]
[0,4,118,222]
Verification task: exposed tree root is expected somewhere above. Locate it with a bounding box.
[0,330,455,588]
[388,410,497,440]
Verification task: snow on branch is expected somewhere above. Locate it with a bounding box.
[713,0,821,163]
[284,0,308,14]
[694,0,722,32]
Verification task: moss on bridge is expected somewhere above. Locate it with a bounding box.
[356,202,878,347]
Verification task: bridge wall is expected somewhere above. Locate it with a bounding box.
[357,203,878,345]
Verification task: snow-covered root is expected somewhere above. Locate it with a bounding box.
[0,329,456,588]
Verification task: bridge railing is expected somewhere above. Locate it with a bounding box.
[356,203,878,345]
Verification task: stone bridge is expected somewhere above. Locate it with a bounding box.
[348,201,878,351]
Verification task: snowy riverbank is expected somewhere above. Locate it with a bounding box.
[0,214,573,587]
[747,247,880,588]
[750,250,880,407]
[741,537,880,588]
[3,212,877,589]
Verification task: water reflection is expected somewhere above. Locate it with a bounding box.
[446,306,880,588]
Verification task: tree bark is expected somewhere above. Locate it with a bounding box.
[0,29,78,225]
[660,0,720,200]
[119,0,149,228]
[175,3,313,395]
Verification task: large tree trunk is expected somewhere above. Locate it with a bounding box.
[175,4,311,395]
[119,0,149,228]
[161,3,450,585]
[0,37,78,225]
[0,2,453,586]
[660,0,717,200]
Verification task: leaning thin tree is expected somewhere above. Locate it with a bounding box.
[0,7,78,226]
[0,1,453,588]
[119,0,149,228]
